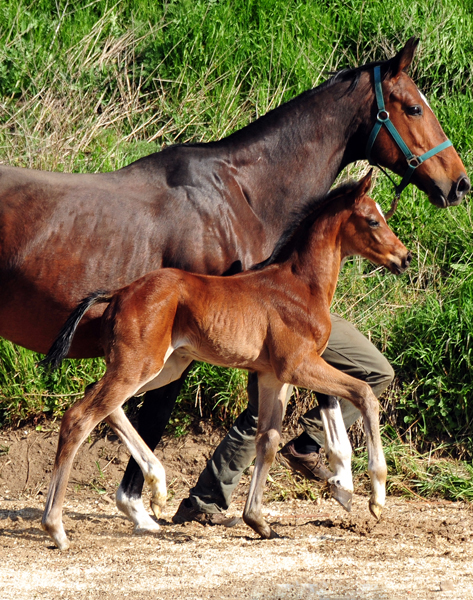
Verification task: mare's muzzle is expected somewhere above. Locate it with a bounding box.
[428,174,471,208]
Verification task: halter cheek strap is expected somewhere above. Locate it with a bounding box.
[366,66,452,199]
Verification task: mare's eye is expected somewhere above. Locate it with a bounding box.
[407,105,423,116]
[368,219,380,228]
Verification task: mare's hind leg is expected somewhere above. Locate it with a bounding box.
[42,377,141,550]
[115,356,193,531]
[243,373,291,539]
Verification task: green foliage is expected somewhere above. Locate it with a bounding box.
[0,0,472,474]
[352,426,473,502]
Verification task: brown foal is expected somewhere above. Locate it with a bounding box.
[41,171,411,549]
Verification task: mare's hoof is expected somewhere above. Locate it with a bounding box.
[330,483,353,512]
[268,528,280,539]
[369,501,383,521]
[133,520,161,534]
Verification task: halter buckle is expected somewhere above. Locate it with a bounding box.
[377,109,389,122]
[407,156,422,168]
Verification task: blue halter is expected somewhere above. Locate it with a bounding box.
[366,66,452,199]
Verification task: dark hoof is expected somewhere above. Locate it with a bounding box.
[330,483,353,512]
[268,528,280,539]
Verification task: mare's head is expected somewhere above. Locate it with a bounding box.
[364,38,469,207]
[340,172,411,274]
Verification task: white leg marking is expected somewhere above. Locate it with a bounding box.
[320,403,353,493]
[116,485,161,532]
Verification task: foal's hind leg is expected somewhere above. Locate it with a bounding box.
[289,354,387,519]
[42,378,140,550]
[115,357,193,532]
[106,408,168,528]
[243,373,291,539]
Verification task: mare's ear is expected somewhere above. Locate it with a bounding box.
[387,37,419,79]
[353,169,373,204]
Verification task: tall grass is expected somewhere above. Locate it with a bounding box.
[0,0,472,468]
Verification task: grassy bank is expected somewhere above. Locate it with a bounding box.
[0,0,472,474]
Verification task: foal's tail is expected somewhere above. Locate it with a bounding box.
[40,290,113,370]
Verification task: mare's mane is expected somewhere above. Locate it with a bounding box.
[251,179,359,271]
[183,57,398,150]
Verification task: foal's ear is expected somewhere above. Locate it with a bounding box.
[387,37,419,79]
[353,170,373,203]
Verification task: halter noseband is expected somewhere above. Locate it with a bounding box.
[366,65,452,204]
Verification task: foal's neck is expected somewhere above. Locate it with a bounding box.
[288,208,348,308]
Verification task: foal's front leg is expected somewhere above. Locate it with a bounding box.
[243,373,291,539]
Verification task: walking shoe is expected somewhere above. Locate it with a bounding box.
[277,441,332,482]
[172,498,241,527]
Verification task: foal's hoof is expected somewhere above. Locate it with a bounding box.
[133,519,161,534]
[369,501,383,521]
[257,526,280,540]
[150,495,166,520]
[329,483,353,513]
[41,521,71,551]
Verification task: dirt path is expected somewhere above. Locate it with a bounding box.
[1,427,472,600]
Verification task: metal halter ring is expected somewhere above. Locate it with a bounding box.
[377,109,390,122]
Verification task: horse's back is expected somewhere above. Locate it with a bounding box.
[0,149,267,356]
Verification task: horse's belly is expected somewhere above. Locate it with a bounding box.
[135,348,193,395]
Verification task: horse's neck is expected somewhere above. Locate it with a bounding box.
[289,210,346,309]
[221,76,371,236]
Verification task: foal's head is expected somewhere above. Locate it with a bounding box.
[340,171,411,274]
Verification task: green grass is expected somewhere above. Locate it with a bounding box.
[0,0,473,489]
[352,426,473,502]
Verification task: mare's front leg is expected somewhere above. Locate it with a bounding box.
[243,373,292,539]
[318,395,354,511]
[290,354,387,519]
[42,377,140,550]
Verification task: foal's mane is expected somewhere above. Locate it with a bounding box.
[251,180,359,271]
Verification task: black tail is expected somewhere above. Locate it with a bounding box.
[40,290,113,370]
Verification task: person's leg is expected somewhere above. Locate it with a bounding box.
[173,372,260,524]
[173,376,293,524]
[280,313,394,479]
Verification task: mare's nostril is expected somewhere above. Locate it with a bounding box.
[456,175,471,198]
[406,251,412,265]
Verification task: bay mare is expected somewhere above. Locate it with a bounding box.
[0,38,469,530]
[41,173,411,550]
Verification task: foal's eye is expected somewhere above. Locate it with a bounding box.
[368,219,380,228]
[407,105,423,116]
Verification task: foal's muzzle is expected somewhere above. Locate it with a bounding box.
[389,250,412,275]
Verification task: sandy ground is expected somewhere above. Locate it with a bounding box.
[0,426,472,600]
